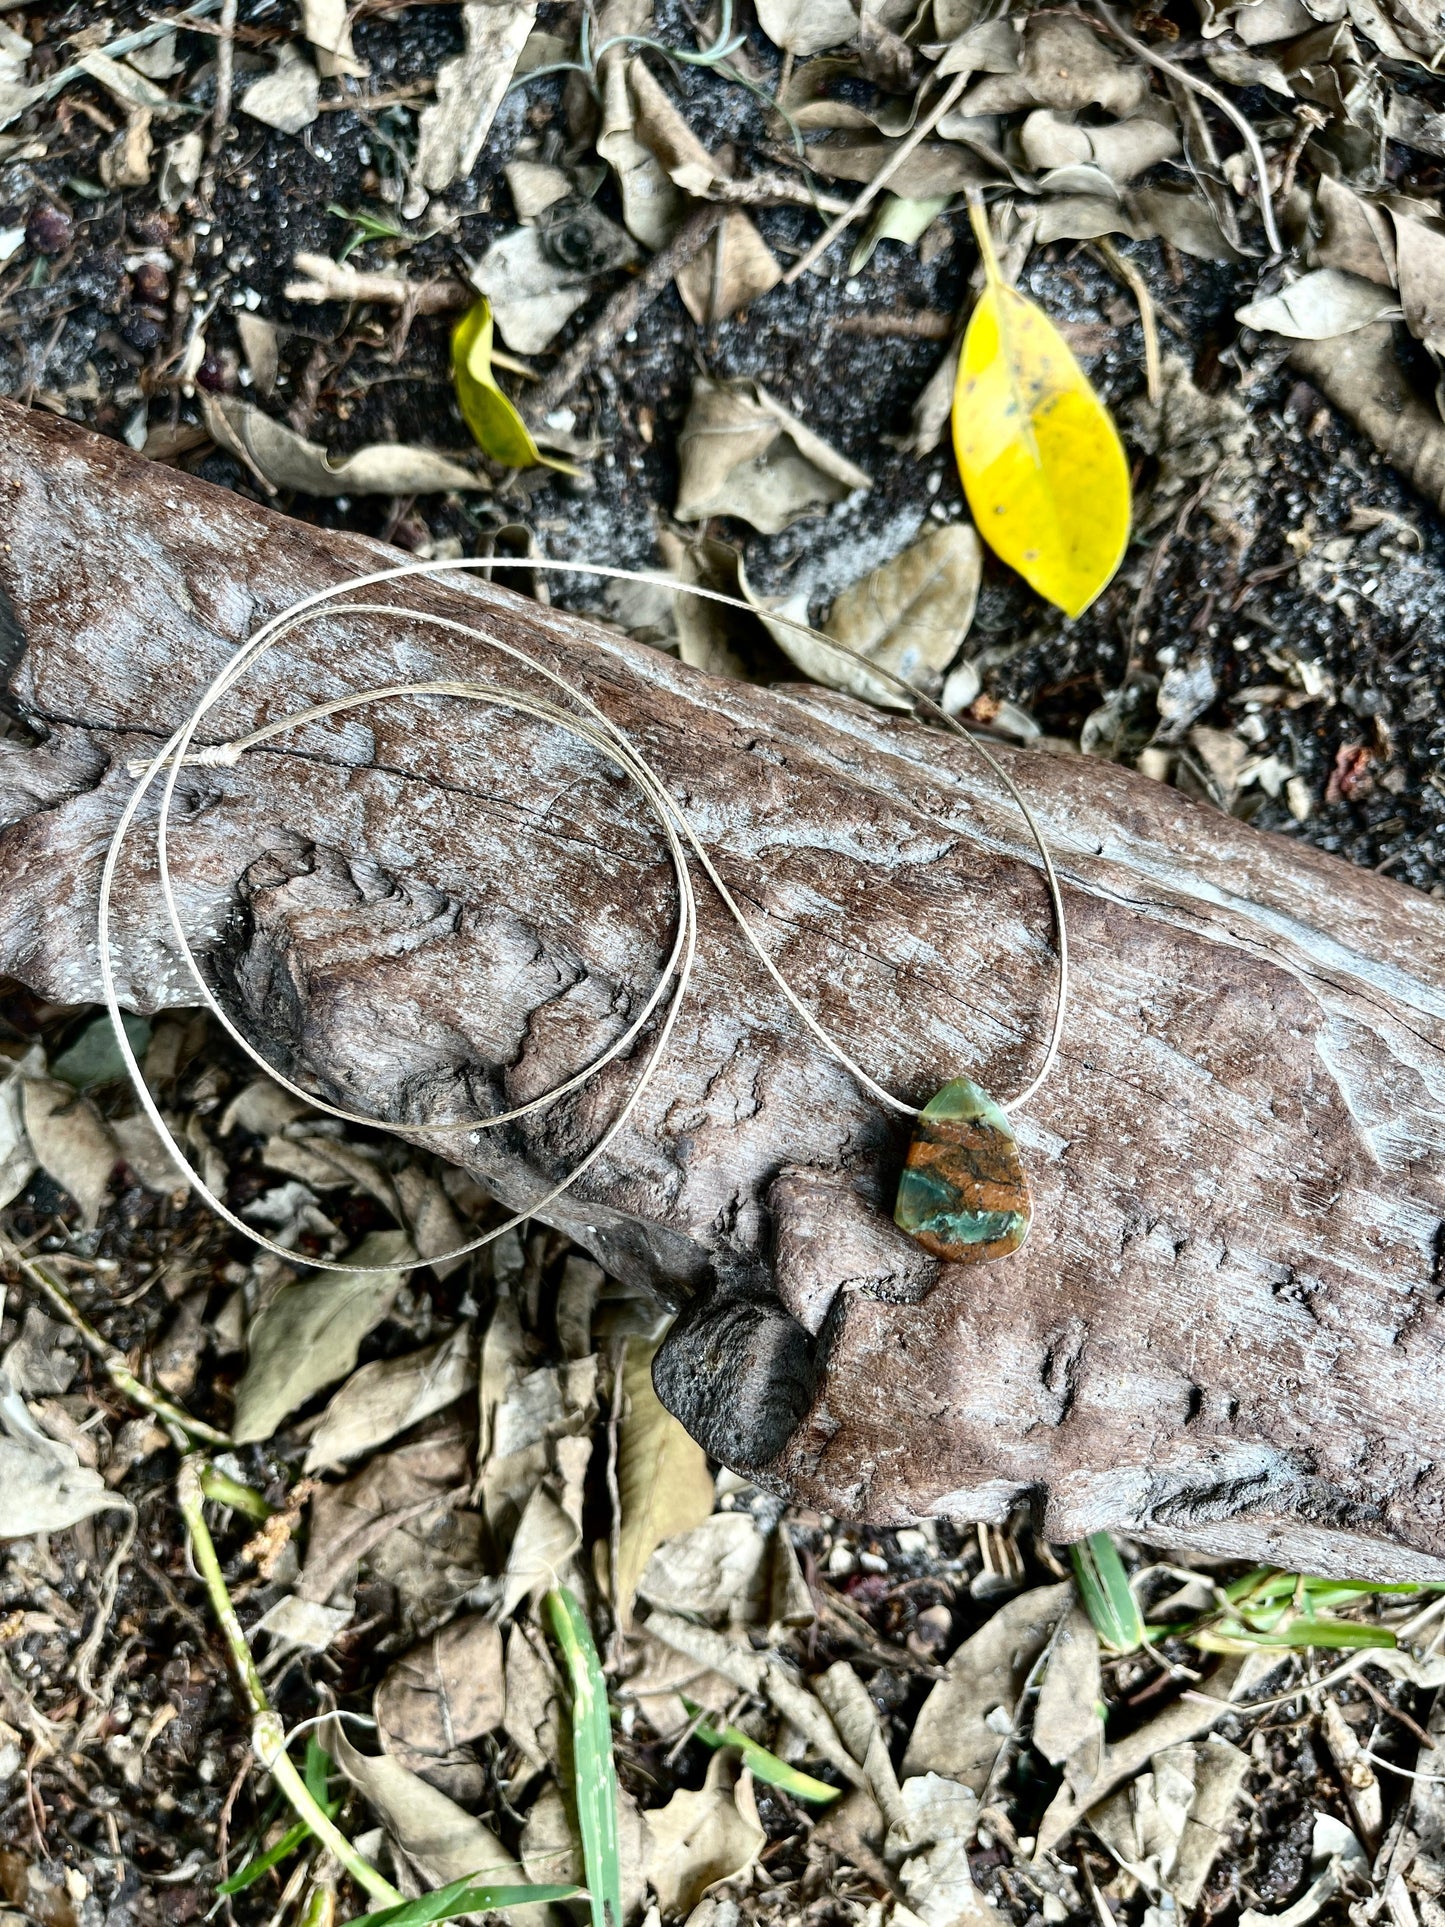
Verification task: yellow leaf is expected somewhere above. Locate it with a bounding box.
[952,202,1130,619]
[451,295,581,476]
[615,1336,715,1630]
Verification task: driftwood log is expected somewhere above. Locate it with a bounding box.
[2,403,1445,1581]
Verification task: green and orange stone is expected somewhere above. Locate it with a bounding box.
[894,1077,1031,1265]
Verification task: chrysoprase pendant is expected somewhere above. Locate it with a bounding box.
[894,1077,1031,1264]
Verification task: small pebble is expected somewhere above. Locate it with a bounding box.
[26,202,71,255]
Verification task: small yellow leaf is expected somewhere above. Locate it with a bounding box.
[451,295,581,476]
[953,204,1130,619]
[615,1336,715,1630]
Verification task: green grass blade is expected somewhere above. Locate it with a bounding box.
[1193,1617,1398,1654]
[546,1588,622,1927]
[1071,1533,1145,1653]
[343,1880,577,1927]
[683,1699,841,1804]
[218,1810,334,1895]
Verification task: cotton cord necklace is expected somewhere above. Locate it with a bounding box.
[102,556,1068,1276]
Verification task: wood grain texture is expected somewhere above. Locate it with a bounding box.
[2,403,1445,1579]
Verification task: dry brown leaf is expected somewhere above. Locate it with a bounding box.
[756,0,860,55]
[902,1582,1071,1789]
[0,1364,130,1536]
[301,0,367,78]
[1393,210,1445,353]
[300,1425,474,1607]
[1312,176,1396,286]
[637,1512,770,1627]
[1091,1739,1251,1907]
[675,212,781,325]
[233,1229,415,1445]
[413,1,537,194]
[520,1778,650,1921]
[500,1484,582,1620]
[816,1660,905,1828]
[675,376,870,533]
[616,1336,716,1629]
[1236,267,1401,337]
[642,1752,766,1916]
[201,393,480,497]
[1020,109,1179,185]
[655,532,751,680]
[472,214,638,356]
[376,1614,505,1763]
[20,1077,117,1230]
[889,1773,1003,1927]
[822,523,982,699]
[239,42,320,134]
[1031,1603,1104,1776]
[306,1324,477,1471]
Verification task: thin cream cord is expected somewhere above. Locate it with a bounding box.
[101,556,1069,1275]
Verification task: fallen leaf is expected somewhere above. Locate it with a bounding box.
[1239,1812,1366,1927]
[903,1581,1070,1788]
[821,522,982,699]
[1020,109,1180,186]
[675,212,782,324]
[637,1513,770,1627]
[328,1714,526,1893]
[0,22,43,134]
[1393,210,1445,354]
[376,1614,505,1764]
[620,1630,737,1738]
[1031,1603,1104,1774]
[500,1485,582,1621]
[75,49,178,117]
[301,0,367,79]
[21,1077,118,1230]
[655,532,751,680]
[413,1,537,195]
[954,202,1130,618]
[158,129,203,211]
[1236,267,1401,338]
[250,1594,354,1652]
[301,1426,476,1609]
[520,1778,650,1921]
[0,1364,129,1536]
[896,1779,1003,1926]
[239,42,320,135]
[756,0,860,55]
[504,1620,563,1780]
[1312,175,1396,286]
[1092,1737,1249,1907]
[99,109,154,190]
[676,375,871,533]
[472,216,639,356]
[51,1012,150,1091]
[452,295,580,475]
[851,193,952,273]
[1019,15,1149,115]
[233,1229,415,1444]
[201,393,481,497]
[615,1336,716,1629]
[0,1063,36,1210]
[306,1324,478,1471]
[642,1753,766,1916]
[817,1660,905,1828]
[597,56,690,251]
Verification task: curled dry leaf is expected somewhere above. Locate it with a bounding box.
[452,295,581,475]
[1236,267,1401,338]
[376,1614,505,1764]
[300,1425,477,1610]
[955,205,1129,617]
[851,194,951,273]
[239,42,321,135]
[413,1,538,195]
[756,0,860,56]
[1091,1738,1250,1908]
[675,213,782,325]
[306,1323,478,1471]
[471,214,638,356]
[233,1229,415,1444]
[615,1335,716,1629]
[0,1063,36,1210]
[675,376,871,534]
[816,1660,905,1828]
[500,1484,583,1621]
[642,1752,766,1917]
[1031,1603,1104,1776]
[1392,210,1445,355]
[201,393,481,498]
[0,1363,131,1537]
[1019,110,1180,187]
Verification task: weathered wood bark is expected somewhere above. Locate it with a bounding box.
[2,403,1445,1580]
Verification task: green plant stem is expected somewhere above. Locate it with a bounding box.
[200,1464,274,1522]
[2,1237,233,1446]
[177,1458,402,1906]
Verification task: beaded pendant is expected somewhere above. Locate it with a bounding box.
[894,1076,1031,1265]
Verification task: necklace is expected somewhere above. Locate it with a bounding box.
[102,557,1067,1276]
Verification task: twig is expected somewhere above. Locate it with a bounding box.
[211,0,238,158]
[176,1457,404,1906]
[1091,238,1161,406]
[781,69,970,286]
[524,203,723,427]
[1,1235,233,1447]
[1090,0,1283,258]
[284,251,471,318]
[833,311,952,340]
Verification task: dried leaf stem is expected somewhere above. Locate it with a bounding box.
[1090,238,1161,405]
[177,1456,404,1906]
[782,69,970,286]
[524,203,723,427]
[1,1235,233,1447]
[1090,0,1283,257]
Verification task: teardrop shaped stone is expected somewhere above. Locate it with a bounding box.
[894,1076,1031,1265]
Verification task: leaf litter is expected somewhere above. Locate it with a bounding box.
[9,0,1445,1921]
